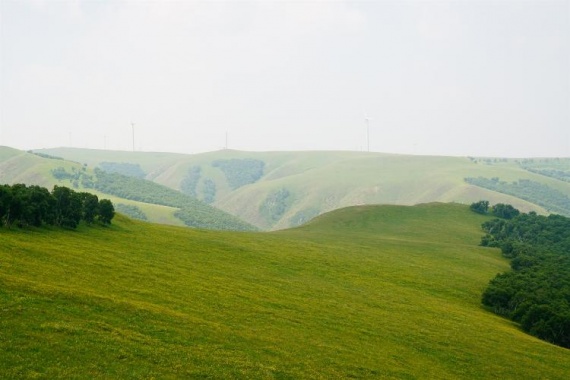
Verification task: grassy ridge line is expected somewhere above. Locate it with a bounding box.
[215,154,549,229]
[2,205,570,378]
[0,148,78,188]
[36,148,570,230]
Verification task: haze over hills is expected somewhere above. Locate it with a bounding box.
[2,203,569,378]
[0,146,256,231]
[36,147,570,230]
[2,1,568,377]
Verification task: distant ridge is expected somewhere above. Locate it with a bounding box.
[0,147,257,231]
[36,147,570,230]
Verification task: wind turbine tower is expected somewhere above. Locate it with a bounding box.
[364,113,372,152]
[131,122,135,152]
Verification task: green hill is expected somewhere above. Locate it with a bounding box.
[37,148,570,230]
[0,147,256,231]
[1,203,569,378]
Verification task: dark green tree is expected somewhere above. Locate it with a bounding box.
[491,203,520,219]
[0,184,13,226]
[7,184,28,227]
[80,192,99,224]
[98,199,115,224]
[470,200,489,214]
[26,185,55,226]
[52,185,82,228]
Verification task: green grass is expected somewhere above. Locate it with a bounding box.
[1,203,569,378]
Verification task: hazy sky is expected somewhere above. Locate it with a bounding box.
[1,0,568,157]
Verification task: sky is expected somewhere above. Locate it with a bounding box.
[0,0,568,157]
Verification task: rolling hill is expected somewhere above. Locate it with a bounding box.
[36,147,570,230]
[0,147,256,231]
[1,203,569,378]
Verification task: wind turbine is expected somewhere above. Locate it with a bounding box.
[364,113,372,152]
[131,122,135,152]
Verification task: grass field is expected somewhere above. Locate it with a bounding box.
[1,203,569,378]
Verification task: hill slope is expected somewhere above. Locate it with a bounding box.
[37,148,570,230]
[0,147,256,231]
[1,204,569,378]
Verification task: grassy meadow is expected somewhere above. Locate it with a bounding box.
[1,203,569,378]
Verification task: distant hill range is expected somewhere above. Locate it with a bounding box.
[21,147,570,230]
[0,146,256,231]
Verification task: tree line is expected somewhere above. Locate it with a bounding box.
[85,168,254,231]
[469,200,520,219]
[465,177,570,217]
[0,184,114,229]
[472,201,570,348]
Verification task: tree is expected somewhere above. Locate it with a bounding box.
[52,185,82,228]
[80,192,99,224]
[26,185,55,226]
[492,203,520,219]
[8,184,27,227]
[470,200,489,214]
[0,185,13,226]
[98,199,115,224]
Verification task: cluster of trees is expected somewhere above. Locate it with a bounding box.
[50,166,255,231]
[180,166,202,197]
[180,166,217,204]
[201,179,216,204]
[470,201,520,219]
[52,166,94,189]
[212,159,265,190]
[465,177,570,217]
[115,203,147,221]
[99,162,146,179]
[88,168,199,208]
[87,168,254,231]
[0,184,114,228]
[523,167,570,183]
[173,207,254,231]
[467,157,509,165]
[29,151,64,160]
[474,202,570,348]
[259,188,293,223]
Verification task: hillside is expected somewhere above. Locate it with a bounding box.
[0,147,256,231]
[1,203,569,378]
[37,148,570,230]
